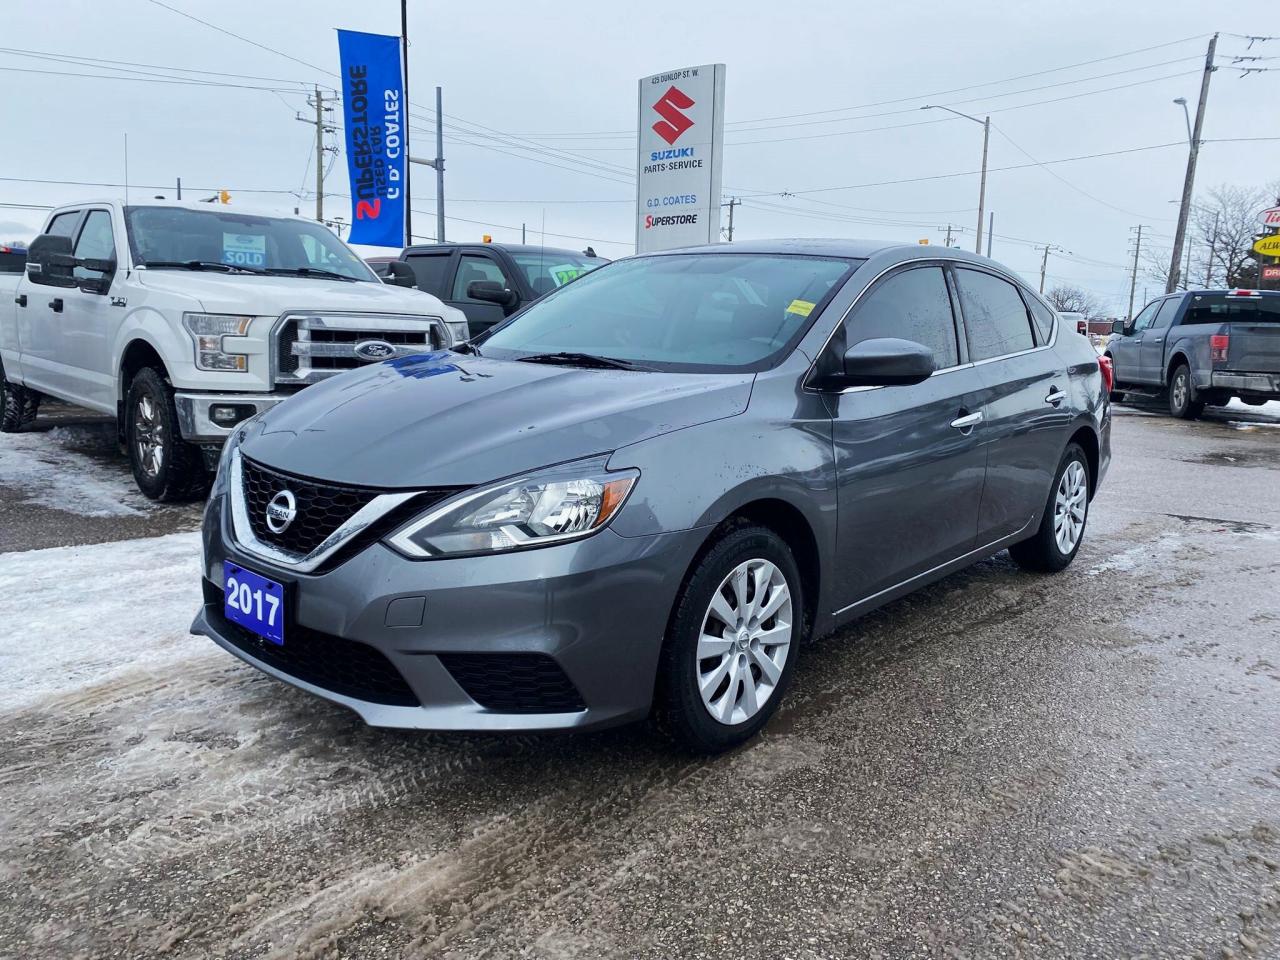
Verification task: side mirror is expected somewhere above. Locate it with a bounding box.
[380,260,417,288]
[824,338,936,389]
[467,279,517,308]
[1111,320,1128,336]
[25,234,77,288]
[78,258,116,295]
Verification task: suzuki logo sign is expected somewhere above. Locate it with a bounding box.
[635,64,726,254]
[652,86,696,145]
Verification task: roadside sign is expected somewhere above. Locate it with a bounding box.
[1263,265,1280,281]
[635,64,726,253]
[1253,235,1280,257]
[1258,206,1280,229]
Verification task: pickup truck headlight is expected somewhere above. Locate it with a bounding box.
[386,460,638,559]
[183,313,253,371]
[444,320,469,344]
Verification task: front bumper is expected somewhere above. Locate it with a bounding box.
[174,392,288,444]
[1211,371,1280,398]
[192,495,707,731]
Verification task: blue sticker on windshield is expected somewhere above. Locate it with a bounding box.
[223,233,266,269]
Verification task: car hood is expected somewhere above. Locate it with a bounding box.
[240,352,753,487]
[135,270,459,320]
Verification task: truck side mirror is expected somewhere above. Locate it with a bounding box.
[382,260,417,288]
[25,234,78,288]
[467,279,517,308]
[78,257,117,295]
[1111,319,1128,336]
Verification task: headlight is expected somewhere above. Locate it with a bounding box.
[183,313,253,371]
[443,320,469,344]
[386,460,638,559]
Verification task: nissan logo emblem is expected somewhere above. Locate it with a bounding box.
[265,490,297,534]
[354,339,397,363]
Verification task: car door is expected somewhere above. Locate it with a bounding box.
[954,267,1072,542]
[827,263,988,607]
[402,248,457,299]
[58,208,123,410]
[17,208,84,399]
[443,250,515,336]
[1109,300,1158,386]
[1139,296,1181,384]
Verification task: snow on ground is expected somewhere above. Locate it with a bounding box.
[0,531,205,712]
[0,424,156,517]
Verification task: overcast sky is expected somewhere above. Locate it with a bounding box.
[3,0,1277,312]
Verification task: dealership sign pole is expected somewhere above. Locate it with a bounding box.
[636,64,726,253]
[336,29,407,247]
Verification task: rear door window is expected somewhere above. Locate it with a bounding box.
[404,252,453,296]
[844,265,959,368]
[1182,293,1280,324]
[955,268,1036,360]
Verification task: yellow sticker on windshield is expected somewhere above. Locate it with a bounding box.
[786,299,815,317]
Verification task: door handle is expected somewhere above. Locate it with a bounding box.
[14,294,26,307]
[1131,338,1143,344]
[1152,337,1163,344]
[49,298,64,313]
[1045,388,1067,406]
[950,411,983,430]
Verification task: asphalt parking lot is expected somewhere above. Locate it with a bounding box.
[2,401,1279,959]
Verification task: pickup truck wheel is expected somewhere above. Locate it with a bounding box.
[652,524,802,754]
[1009,443,1090,574]
[125,367,208,501]
[0,363,40,432]
[1168,363,1204,420]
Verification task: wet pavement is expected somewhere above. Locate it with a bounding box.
[1,401,1279,958]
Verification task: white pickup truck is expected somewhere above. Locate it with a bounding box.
[0,199,468,499]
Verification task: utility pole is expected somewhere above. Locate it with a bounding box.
[722,197,740,241]
[1038,244,1063,294]
[176,177,182,200]
[401,0,412,245]
[296,87,336,224]
[522,223,526,244]
[1128,225,1146,321]
[408,86,447,242]
[1167,33,1218,293]
[976,116,989,255]
[942,224,954,246]
[986,212,993,258]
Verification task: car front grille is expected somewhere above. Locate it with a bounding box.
[204,590,419,707]
[274,313,445,384]
[438,653,587,713]
[241,457,381,557]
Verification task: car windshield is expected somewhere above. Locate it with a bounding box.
[124,206,377,281]
[478,253,858,371]
[510,251,609,296]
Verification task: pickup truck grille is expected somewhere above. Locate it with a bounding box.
[275,313,445,385]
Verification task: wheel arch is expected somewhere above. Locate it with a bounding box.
[1067,422,1100,499]
[1165,350,1191,388]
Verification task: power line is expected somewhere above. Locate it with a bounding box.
[0,46,331,88]
[144,0,333,75]
[0,64,306,93]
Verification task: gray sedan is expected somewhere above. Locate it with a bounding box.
[192,239,1111,752]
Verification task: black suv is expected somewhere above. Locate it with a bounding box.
[373,243,608,337]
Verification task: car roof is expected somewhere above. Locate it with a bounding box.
[50,198,315,221]
[638,237,1001,265]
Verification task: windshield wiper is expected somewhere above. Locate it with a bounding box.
[263,266,357,282]
[140,259,263,274]
[452,342,481,356]
[515,351,646,371]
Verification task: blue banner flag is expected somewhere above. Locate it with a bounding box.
[336,29,406,247]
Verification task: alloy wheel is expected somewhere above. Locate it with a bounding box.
[1172,372,1188,411]
[697,558,793,725]
[134,394,165,478]
[1053,460,1088,554]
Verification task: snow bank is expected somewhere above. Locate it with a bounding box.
[0,424,155,517]
[0,532,205,712]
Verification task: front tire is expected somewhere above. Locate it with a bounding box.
[125,367,207,501]
[1009,443,1090,574]
[653,524,803,753]
[1168,363,1204,420]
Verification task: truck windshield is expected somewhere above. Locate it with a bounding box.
[1185,293,1280,324]
[510,252,609,296]
[124,206,377,281]
[478,253,858,372]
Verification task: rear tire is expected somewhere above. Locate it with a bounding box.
[0,361,39,432]
[1168,363,1204,420]
[125,367,208,502]
[653,524,803,754]
[1009,443,1090,574]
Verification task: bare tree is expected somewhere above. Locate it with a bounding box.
[1045,284,1101,318]
[1192,183,1274,288]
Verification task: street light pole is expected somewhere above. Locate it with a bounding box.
[1167,34,1218,293]
[922,105,989,255]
